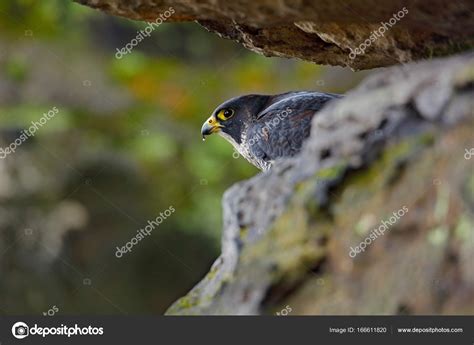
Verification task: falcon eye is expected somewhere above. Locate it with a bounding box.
[217,108,235,121]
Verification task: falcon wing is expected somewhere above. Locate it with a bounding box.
[248,92,341,161]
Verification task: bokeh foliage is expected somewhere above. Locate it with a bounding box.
[0,1,363,313]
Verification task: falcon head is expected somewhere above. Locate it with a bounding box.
[201,94,270,145]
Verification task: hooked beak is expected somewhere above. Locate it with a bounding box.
[201,115,222,139]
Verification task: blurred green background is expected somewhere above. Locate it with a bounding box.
[0,0,369,314]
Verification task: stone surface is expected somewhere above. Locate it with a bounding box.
[75,0,474,69]
[166,52,474,315]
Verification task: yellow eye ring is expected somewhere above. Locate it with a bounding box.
[217,108,235,121]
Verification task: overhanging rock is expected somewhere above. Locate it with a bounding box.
[75,0,474,69]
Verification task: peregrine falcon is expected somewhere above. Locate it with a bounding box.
[201,91,342,171]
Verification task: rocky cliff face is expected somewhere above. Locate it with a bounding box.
[74,0,474,315]
[166,52,474,315]
[76,0,474,70]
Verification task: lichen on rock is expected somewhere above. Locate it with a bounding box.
[166,52,474,315]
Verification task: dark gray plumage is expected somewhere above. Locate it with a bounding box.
[201,91,342,171]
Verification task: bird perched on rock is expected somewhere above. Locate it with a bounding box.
[201,91,342,171]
